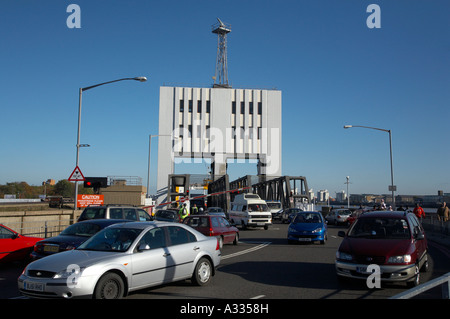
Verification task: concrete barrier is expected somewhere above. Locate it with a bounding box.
[0,210,82,238]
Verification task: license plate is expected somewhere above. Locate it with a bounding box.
[298,238,311,242]
[256,222,266,226]
[44,245,59,253]
[24,281,44,292]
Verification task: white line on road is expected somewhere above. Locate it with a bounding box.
[221,242,271,260]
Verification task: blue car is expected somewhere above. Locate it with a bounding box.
[287,211,327,245]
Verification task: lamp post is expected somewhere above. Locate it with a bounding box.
[345,176,350,208]
[74,77,147,208]
[343,125,395,209]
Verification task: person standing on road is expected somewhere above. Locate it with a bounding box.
[413,203,425,223]
[380,199,387,210]
[437,202,449,222]
[178,203,189,222]
[191,204,198,215]
[437,202,449,234]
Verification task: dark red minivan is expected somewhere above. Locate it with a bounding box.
[336,211,428,287]
[183,215,239,248]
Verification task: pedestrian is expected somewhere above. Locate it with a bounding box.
[413,203,425,223]
[178,203,189,222]
[437,202,449,222]
[380,199,387,210]
[437,202,449,234]
[192,204,198,215]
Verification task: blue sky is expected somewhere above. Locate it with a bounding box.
[1,0,449,196]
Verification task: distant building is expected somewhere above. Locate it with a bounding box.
[336,190,347,202]
[317,189,329,202]
[45,179,55,186]
[156,86,282,204]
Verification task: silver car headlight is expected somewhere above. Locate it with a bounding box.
[53,264,85,279]
[312,227,322,233]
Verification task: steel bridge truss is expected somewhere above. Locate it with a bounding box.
[208,175,311,211]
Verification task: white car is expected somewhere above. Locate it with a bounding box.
[325,209,352,225]
[18,221,221,299]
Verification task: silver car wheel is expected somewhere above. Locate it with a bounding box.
[94,272,124,299]
[192,258,212,286]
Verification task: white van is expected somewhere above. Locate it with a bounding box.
[229,193,272,230]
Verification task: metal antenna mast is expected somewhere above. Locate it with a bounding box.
[212,18,231,88]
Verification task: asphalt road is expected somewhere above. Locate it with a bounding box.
[1,222,449,300]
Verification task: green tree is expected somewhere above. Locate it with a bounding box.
[53,180,73,197]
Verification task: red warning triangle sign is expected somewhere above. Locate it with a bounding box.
[68,166,85,182]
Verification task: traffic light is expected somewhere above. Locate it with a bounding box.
[84,177,108,193]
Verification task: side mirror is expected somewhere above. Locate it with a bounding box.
[11,233,19,239]
[138,243,150,251]
[415,232,425,240]
[338,231,346,238]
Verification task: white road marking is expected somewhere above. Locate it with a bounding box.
[221,242,271,260]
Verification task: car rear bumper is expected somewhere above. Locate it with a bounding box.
[335,260,417,282]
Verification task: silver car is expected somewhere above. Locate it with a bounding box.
[18,221,221,299]
[325,209,352,225]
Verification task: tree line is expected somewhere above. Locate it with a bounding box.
[0,181,94,199]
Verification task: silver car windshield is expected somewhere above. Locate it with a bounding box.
[78,228,142,252]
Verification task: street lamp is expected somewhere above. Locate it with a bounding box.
[74,77,147,208]
[345,176,350,208]
[343,125,395,208]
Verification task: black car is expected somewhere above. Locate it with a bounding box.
[153,209,180,222]
[30,219,129,260]
[281,208,303,223]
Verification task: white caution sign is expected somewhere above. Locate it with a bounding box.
[68,166,85,182]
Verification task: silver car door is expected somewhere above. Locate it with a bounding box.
[164,226,199,281]
[130,227,172,289]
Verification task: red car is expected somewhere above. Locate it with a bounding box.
[336,211,428,287]
[0,224,42,263]
[183,215,239,248]
[347,209,370,226]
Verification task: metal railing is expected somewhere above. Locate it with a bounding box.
[422,215,450,235]
[390,272,450,299]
